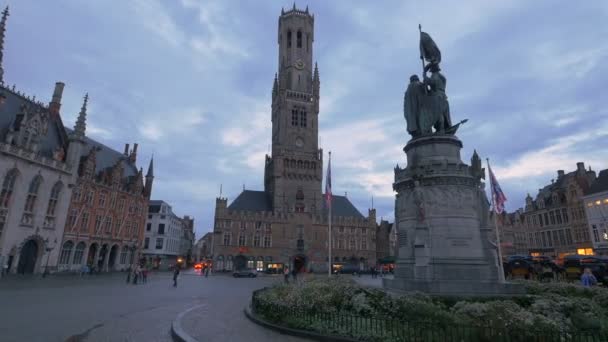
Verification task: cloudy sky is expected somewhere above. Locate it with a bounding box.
[5,1,608,239]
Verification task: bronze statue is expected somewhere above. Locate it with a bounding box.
[404,27,465,138]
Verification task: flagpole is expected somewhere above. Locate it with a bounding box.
[487,158,506,283]
[328,151,332,277]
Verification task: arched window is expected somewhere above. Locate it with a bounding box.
[297,30,302,48]
[46,181,63,216]
[297,160,303,168]
[287,30,292,48]
[24,175,42,213]
[0,168,18,208]
[304,161,310,169]
[120,246,128,264]
[73,242,86,265]
[59,241,74,265]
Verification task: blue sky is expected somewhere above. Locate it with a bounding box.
[4,1,608,239]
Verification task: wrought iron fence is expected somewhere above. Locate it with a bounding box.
[251,288,607,342]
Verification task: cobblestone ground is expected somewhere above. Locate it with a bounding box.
[0,270,308,342]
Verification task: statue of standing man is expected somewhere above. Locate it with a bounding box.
[403,27,455,137]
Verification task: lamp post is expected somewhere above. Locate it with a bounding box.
[42,237,57,278]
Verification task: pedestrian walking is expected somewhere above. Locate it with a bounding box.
[581,268,597,287]
[133,265,141,285]
[284,267,290,284]
[142,266,148,284]
[126,266,131,283]
[291,268,297,283]
[173,266,180,287]
[205,267,209,278]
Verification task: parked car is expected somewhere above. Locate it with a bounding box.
[233,269,257,278]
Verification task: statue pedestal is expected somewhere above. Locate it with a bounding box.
[385,135,524,296]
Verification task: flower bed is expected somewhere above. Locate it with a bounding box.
[251,277,608,341]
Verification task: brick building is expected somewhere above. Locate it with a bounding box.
[58,144,153,272]
[211,6,376,274]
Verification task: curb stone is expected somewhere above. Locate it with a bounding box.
[243,305,357,342]
[171,305,204,342]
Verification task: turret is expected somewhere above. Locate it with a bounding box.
[48,82,65,117]
[66,93,89,171]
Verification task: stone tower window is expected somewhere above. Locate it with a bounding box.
[297,30,302,48]
[287,30,292,48]
[307,34,310,52]
[291,109,298,126]
[300,110,307,127]
[0,168,18,208]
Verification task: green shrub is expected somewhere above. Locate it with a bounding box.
[253,277,608,340]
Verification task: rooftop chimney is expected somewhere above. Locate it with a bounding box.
[577,162,585,172]
[130,143,138,163]
[124,143,130,156]
[49,82,65,116]
[557,170,565,178]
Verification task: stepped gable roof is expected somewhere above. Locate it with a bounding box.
[0,86,66,158]
[324,194,364,219]
[587,169,608,196]
[228,190,272,212]
[66,127,138,178]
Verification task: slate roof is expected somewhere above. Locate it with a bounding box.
[587,169,608,195]
[0,86,66,158]
[65,127,138,177]
[227,190,365,219]
[228,190,272,212]
[323,194,364,218]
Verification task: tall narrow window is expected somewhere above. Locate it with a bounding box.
[73,242,85,265]
[46,182,63,217]
[263,235,272,247]
[81,212,90,232]
[59,241,74,265]
[300,110,307,127]
[254,234,261,247]
[98,192,106,207]
[0,169,18,237]
[297,30,302,48]
[223,232,231,246]
[239,234,246,246]
[287,30,292,48]
[24,175,42,213]
[94,215,103,233]
[292,108,298,126]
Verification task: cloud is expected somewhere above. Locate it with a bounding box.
[139,108,206,141]
[130,0,185,47]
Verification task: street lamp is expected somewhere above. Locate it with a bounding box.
[42,237,57,278]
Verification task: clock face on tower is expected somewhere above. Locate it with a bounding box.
[295,137,304,148]
[295,59,305,70]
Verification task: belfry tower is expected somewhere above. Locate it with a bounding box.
[264,5,323,214]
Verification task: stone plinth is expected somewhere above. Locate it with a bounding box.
[385,135,524,296]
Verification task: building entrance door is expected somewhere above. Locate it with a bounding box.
[234,255,247,270]
[294,255,307,272]
[17,240,38,274]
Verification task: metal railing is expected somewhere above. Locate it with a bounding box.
[251,288,607,342]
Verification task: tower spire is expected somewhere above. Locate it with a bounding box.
[313,62,320,98]
[73,93,88,139]
[0,6,10,84]
[146,155,154,178]
[272,73,278,98]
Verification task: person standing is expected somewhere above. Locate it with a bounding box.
[291,267,297,283]
[581,268,597,287]
[142,266,148,284]
[173,266,180,287]
[205,266,209,278]
[283,267,290,284]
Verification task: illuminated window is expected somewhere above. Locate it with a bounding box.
[577,248,594,256]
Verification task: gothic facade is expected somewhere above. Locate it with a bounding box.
[211,6,377,273]
[0,7,152,274]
